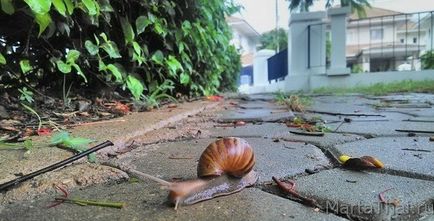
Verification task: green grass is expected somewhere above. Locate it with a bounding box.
[313,80,434,96]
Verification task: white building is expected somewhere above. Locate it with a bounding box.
[226,16,260,66]
[346,7,432,72]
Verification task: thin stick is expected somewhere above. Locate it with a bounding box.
[55,197,125,208]
[0,141,114,192]
[72,119,126,127]
[119,166,171,187]
[306,110,385,117]
[395,129,434,134]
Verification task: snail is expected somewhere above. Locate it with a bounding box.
[338,154,384,170]
[129,137,258,210]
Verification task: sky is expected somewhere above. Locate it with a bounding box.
[235,0,434,33]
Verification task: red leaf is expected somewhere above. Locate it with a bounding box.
[206,95,224,102]
[37,128,52,136]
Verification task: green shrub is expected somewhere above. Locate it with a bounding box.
[421,50,434,70]
[0,0,241,99]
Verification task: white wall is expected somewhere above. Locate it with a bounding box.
[231,30,257,55]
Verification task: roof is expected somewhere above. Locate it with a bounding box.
[226,16,260,38]
[349,7,401,20]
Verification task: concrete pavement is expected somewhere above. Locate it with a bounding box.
[1,93,434,220]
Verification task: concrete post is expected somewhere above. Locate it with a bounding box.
[287,11,326,76]
[253,49,275,87]
[327,7,351,75]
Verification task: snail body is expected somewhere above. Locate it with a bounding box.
[131,137,258,209]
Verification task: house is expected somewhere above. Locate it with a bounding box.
[227,16,260,86]
[226,16,260,66]
[345,7,430,72]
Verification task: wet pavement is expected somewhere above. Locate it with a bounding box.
[1,93,434,221]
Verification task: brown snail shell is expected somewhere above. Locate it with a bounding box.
[197,137,255,178]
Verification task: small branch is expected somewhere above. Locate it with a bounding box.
[395,129,434,134]
[0,141,114,192]
[289,130,324,137]
[272,176,318,207]
[401,148,431,153]
[54,197,125,208]
[306,110,385,117]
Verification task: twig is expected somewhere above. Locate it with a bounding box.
[289,130,324,137]
[395,129,434,134]
[306,110,385,117]
[401,148,431,152]
[54,197,125,208]
[272,176,318,207]
[0,141,113,192]
[72,119,126,127]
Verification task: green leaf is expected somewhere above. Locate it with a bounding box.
[126,75,144,100]
[72,63,87,82]
[132,41,141,55]
[52,0,66,16]
[99,0,113,12]
[98,59,106,71]
[166,55,183,76]
[82,0,98,15]
[135,16,151,35]
[66,49,80,63]
[50,131,70,145]
[120,17,134,44]
[63,0,74,14]
[106,64,123,82]
[180,73,190,85]
[63,137,92,149]
[23,139,33,150]
[20,60,32,74]
[85,40,98,55]
[151,50,164,65]
[101,41,121,58]
[1,0,14,15]
[0,53,6,65]
[24,0,51,14]
[35,13,51,36]
[56,60,71,73]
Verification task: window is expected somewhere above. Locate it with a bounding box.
[370,28,383,41]
[413,37,417,43]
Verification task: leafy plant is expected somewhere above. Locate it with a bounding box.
[18,87,34,104]
[351,64,363,73]
[421,50,434,70]
[50,131,95,162]
[139,80,176,109]
[258,28,288,51]
[0,0,241,101]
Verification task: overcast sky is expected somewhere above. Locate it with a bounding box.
[235,0,434,33]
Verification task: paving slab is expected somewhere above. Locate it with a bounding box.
[267,169,434,220]
[236,101,286,110]
[218,109,294,123]
[277,131,365,150]
[116,138,331,183]
[0,182,346,221]
[331,137,434,180]
[326,113,434,137]
[365,93,434,104]
[309,96,379,114]
[210,123,290,138]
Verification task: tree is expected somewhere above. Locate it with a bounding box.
[288,0,370,17]
[258,28,288,51]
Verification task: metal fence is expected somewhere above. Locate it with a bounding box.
[347,11,434,73]
[267,48,288,82]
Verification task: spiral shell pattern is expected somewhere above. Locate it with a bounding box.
[197,137,255,178]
